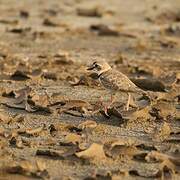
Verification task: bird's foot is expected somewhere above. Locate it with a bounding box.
[104,105,110,117]
[103,101,115,117]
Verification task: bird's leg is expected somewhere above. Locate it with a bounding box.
[97,95,109,116]
[110,93,114,104]
[108,93,116,107]
[98,94,109,116]
[126,93,131,111]
[99,93,116,117]
[101,94,110,116]
[104,105,109,117]
[99,96,104,106]
[104,93,116,117]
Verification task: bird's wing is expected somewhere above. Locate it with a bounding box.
[113,71,142,93]
[100,70,144,93]
[99,71,120,91]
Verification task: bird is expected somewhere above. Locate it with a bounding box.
[87,61,146,114]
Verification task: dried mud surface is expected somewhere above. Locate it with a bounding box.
[0,0,180,179]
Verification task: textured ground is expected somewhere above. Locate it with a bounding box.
[0,0,180,179]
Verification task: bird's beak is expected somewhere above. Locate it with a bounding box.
[87,64,95,71]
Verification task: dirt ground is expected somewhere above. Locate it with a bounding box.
[0,0,180,179]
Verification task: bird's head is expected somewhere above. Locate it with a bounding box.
[87,61,111,76]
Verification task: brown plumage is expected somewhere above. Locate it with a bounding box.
[87,61,146,112]
[99,70,144,94]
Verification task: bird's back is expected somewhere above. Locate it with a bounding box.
[99,69,143,93]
